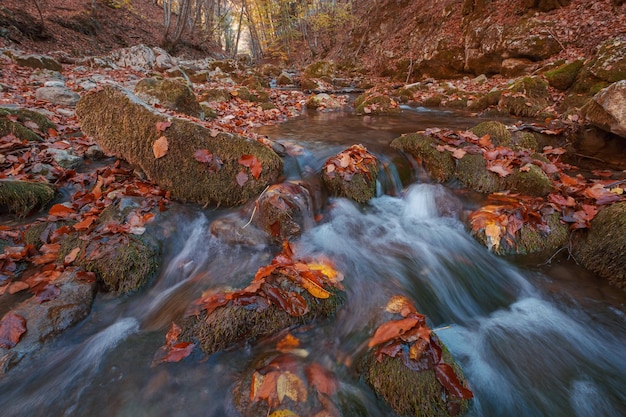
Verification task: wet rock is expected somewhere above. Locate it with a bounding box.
[470,121,512,147]
[322,145,379,203]
[134,76,203,118]
[582,80,626,138]
[0,269,96,375]
[210,215,269,246]
[276,72,293,86]
[35,86,80,106]
[544,60,584,91]
[354,90,400,115]
[76,85,283,207]
[45,148,83,170]
[251,182,314,243]
[0,179,55,218]
[390,133,456,183]
[306,93,343,110]
[587,35,626,83]
[573,201,626,290]
[84,144,107,160]
[11,53,62,72]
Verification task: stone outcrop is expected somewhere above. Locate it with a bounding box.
[76,85,283,207]
[583,80,626,138]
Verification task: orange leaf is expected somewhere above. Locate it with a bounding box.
[64,247,81,265]
[156,121,172,132]
[0,312,27,349]
[368,317,419,348]
[73,216,97,231]
[153,136,169,159]
[49,204,75,217]
[305,362,338,396]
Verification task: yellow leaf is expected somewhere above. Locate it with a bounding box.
[385,295,417,317]
[610,187,624,195]
[300,276,331,299]
[269,410,299,417]
[277,333,300,350]
[485,222,502,251]
[307,262,342,283]
[250,371,264,402]
[153,136,169,159]
[277,371,308,403]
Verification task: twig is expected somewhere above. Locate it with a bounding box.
[547,28,566,52]
[242,185,269,229]
[540,246,568,266]
[574,153,609,163]
[405,54,414,84]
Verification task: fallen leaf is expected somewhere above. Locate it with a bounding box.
[385,295,417,317]
[8,281,29,294]
[153,136,169,159]
[73,215,97,231]
[0,312,27,349]
[49,204,75,217]
[485,222,503,251]
[305,362,338,396]
[368,317,419,348]
[64,247,81,265]
[236,171,249,186]
[277,371,308,403]
[156,121,172,132]
[434,363,474,399]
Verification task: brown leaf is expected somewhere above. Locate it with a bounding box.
[8,281,30,294]
[368,317,419,348]
[49,204,75,217]
[385,295,417,317]
[153,136,169,159]
[487,162,513,177]
[73,215,97,231]
[156,121,172,132]
[305,362,338,396]
[64,247,81,265]
[434,363,474,399]
[194,149,213,163]
[277,371,308,403]
[0,312,27,349]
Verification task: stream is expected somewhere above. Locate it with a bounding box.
[1,107,625,416]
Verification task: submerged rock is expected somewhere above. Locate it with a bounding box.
[0,180,55,218]
[76,85,283,207]
[573,201,626,289]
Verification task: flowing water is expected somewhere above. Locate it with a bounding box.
[1,107,625,416]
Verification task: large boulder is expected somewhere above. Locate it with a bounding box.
[134,77,203,118]
[583,80,626,138]
[0,180,55,218]
[107,45,176,71]
[322,145,379,203]
[498,76,550,117]
[11,53,62,72]
[573,202,626,289]
[0,107,55,141]
[76,85,283,207]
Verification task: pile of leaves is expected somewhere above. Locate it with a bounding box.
[186,241,343,319]
[323,144,377,182]
[368,295,473,401]
[422,126,625,251]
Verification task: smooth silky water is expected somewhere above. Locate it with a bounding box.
[0,107,625,416]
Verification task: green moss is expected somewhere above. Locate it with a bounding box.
[180,284,344,355]
[498,76,549,117]
[455,153,502,193]
[304,60,335,78]
[505,164,553,196]
[134,77,202,118]
[544,60,584,90]
[511,131,539,151]
[422,95,443,107]
[360,342,469,417]
[468,90,502,111]
[470,121,511,147]
[23,222,51,248]
[588,36,626,82]
[323,169,378,204]
[391,133,455,182]
[300,78,319,91]
[0,180,55,217]
[574,201,626,289]
[76,86,283,207]
[354,93,400,115]
[0,107,55,142]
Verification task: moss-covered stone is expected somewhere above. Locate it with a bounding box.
[510,131,539,151]
[498,76,549,117]
[276,72,293,86]
[0,107,56,142]
[390,133,455,182]
[134,77,203,118]
[473,212,568,255]
[200,88,231,102]
[180,283,344,355]
[354,92,400,115]
[588,35,626,83]
[13,54,62,72]
[322,145,379,203]
[300,77,319,91]
[359,341,470,417]
[304,60,335,78]
[470,121,512,147]
[235,87,270,103]
[573,201,626,289]
[544,60,584,90]
[76,85,283,207]
[0,180,55,217]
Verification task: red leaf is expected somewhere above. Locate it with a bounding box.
[264,286,308,316]
[0,312,27,349]
[194,149,213,163]
[239,154,263,179]
[434,363,474,399]
[305,362,338,396]
[236,171,249,186]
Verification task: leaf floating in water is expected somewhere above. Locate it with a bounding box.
[152,322,195,366]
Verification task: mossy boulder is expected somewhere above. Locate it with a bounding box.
[200,88,231,102]
[322,145,379,203]
[544,60,584,91]
[573,201,626,289]
[0,180,55,217]
[587,36,626,83]
[234,87,270,103]
[276,72,293,86]
[470,121,512,147]
[251,182,314,243]
[0,107,56,142]
[304,60,335,78]
[134,77,203,118]
[498,76,549,117]
[354,92,400,115]
[455,154,553,196]
[12,53,62,72]
[472,212,568,256]
[467,90,502,112]
[76,85,283,207]
[390,133,455,182]
[306,93,343,110]
[180,279,344,355]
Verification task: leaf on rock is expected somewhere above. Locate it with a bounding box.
[73,215,97,231]
[0,312,27,349]
[277,371,308,403]
[64,247,81,266]
[368,317,419,348]
[385,295,418,317]
[153,136,169,159]
[434,363,474,399]
[49,204,75,217]
[156,121,172,132]
[236,171,249,186]
[152,322,195,366]
[239,154,263,179]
